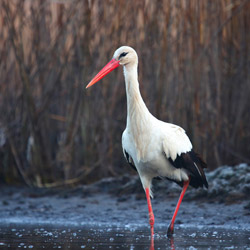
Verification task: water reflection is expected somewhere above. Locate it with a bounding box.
[150,234,154,250]
[150,234,175,250]
[170,236,175,250]
[0,224,249,249]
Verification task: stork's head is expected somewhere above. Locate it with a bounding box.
[113,46,138,66]
[86,46,138,88]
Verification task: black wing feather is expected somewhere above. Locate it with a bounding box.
[124,150,137,172]
[168,150,208,189]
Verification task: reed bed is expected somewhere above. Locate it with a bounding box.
[0,0,249,186]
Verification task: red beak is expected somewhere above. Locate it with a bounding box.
[86,59,120,88]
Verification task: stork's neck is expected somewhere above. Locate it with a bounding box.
[123,64,151,128]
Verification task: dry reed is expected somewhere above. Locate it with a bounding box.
[0,0,249,186]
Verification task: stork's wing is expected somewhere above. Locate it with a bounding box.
[123,149,137,172]
[162,124,192,160]
[122,129,137,172]
[168,150,208,188]
[162,124,208,188]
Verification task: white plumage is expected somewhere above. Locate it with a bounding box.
[119,46,193,194]
[86,45,208,237]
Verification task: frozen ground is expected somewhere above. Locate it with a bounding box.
[0,163,249,230]
[0,164,250,249]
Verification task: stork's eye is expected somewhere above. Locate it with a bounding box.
[119,52,128,60]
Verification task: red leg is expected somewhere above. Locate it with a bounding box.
[145,188,155,237]
[167,179,190,237]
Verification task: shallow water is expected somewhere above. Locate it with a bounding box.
[0,224,249,250]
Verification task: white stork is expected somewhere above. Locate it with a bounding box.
[86,46,208,237]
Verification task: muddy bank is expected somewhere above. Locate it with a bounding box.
[0,164,249,229]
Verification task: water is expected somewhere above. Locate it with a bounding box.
[0,224,249,249]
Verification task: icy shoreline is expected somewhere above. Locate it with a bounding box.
[0,164,249,229]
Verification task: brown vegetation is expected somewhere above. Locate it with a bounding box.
[0,0,249,187]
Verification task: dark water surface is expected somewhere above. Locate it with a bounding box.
[0,224,249,250]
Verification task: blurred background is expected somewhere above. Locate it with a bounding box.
[0,0,249,187]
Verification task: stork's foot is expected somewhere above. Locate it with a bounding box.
[167,224,174,238]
